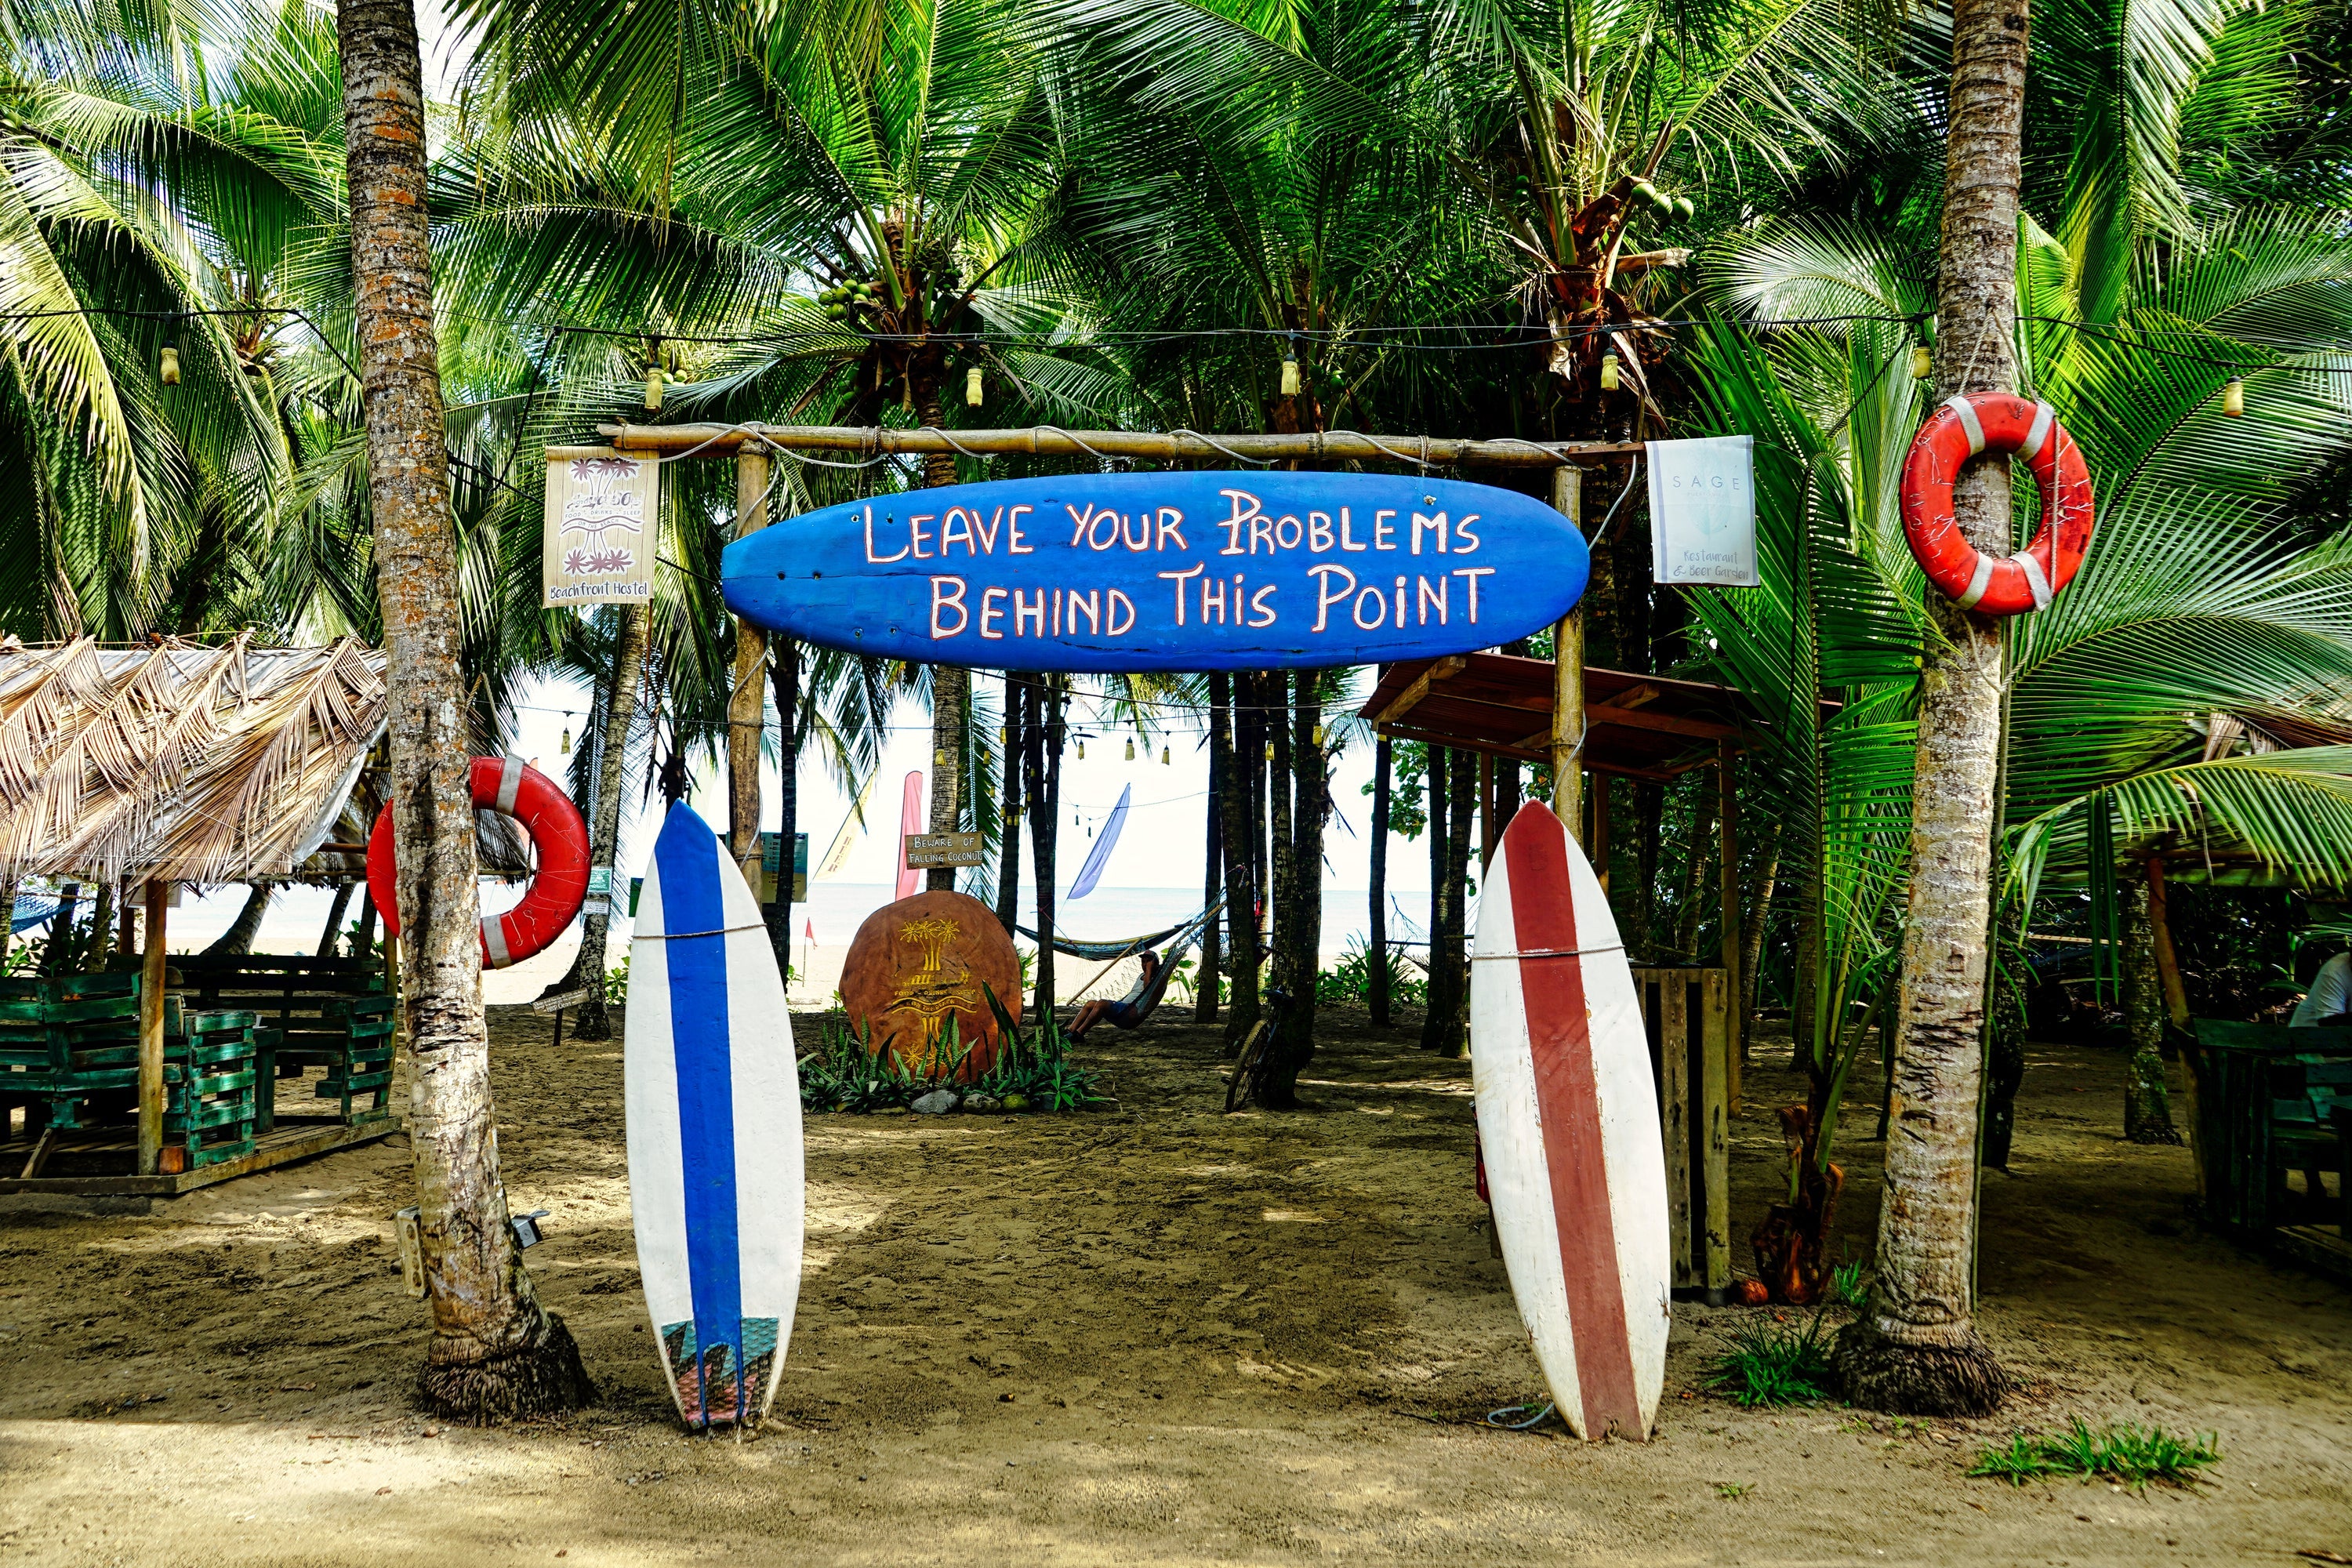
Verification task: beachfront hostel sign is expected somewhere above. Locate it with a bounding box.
[543,446,659,608]
[721,472,1589,672]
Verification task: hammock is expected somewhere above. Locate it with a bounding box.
[9,894,59,935]
[1016,920,1185,962]
[1078,905,1219,1025]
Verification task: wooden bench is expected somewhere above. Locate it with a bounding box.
[172,955,393,1128]
[2188,1020,2352,1240]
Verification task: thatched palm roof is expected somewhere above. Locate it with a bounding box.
[0,634,390,885]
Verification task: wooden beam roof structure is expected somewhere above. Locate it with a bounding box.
[1360,653,1750,782]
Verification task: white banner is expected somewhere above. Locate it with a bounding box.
[543,446,658,608]
[1646,435,1759,587]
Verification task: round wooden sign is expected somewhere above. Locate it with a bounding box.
[837,891,1022,1080]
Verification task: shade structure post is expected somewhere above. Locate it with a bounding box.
[1718,739,1743,1113]
[729,442,773,877]
[137,880,169,1175]
[1592,772,1612,891]
[1548,465,1584,844]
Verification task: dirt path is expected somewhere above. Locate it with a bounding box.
[2,1007,2347,1566]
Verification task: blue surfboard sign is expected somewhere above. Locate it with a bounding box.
[721,470,1588,673]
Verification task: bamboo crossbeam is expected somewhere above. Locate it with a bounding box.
[599,423,1643,466]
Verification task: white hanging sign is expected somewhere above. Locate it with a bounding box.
[1646,435,1759,587]
[543,446,659,608]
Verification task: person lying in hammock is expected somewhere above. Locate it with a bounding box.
[1069,950,1162,1039]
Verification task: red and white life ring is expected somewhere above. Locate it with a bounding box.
[366,756,590,969]
[1900,392,2096,616]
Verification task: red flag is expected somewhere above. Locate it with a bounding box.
[804,919,815,942]
[894,770,924,901]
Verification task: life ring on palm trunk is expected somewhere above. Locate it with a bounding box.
[1900,393,2095,615]
[366,756,590,968]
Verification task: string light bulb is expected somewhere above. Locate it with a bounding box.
[1125,736,1135,761]
[643,365,666,411]
[1312,724,1324,746]
[560,720,572,756]
[1911,344,1933,379]
[934,748,947,766]
[1162,745,1171,765]
[1264,740,1275,762]
[1599,353,1621,392]
[2223,377,2245,417]
[1280,355,1301,396]
[1076,739,1085,759]
[966,365,984,408]
[159,343,180,386]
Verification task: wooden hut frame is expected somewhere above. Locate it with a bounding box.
[0,635,394,1190]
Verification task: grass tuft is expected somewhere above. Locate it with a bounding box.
[1967,1419,2220,1491]
[1828,1258,1869,1309]
[1701,1314,1834,1408]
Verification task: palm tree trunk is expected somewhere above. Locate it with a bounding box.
[1196,671,1228,1021]
[84,880,114,971]
[202,883,274,956]
[914,376,967,891]
[1438,747,1476,1058]
[1025,676,1062,1018]
[995,673,1025,936]
[1263,673,1326,1106]
[2123,876,2182,1144]
[43,883,79,975]
[1222,674,1262,1052]
[1833,0,2024,1417]
[339,0,589,1420]
[570,604,648,1042]
[1675,782,1719,961]
[1741,825,1782,1047]
[317,881,356,958]
[1421,748,1452,1051]
[0,874,17,969]
[1368,734,1392,1026]
[1268,671,1296,996]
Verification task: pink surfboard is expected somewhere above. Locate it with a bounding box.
[1469,800,1671,1440]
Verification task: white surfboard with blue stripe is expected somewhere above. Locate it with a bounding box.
[625,801,804,1428]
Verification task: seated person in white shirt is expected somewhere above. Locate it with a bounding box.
[2291,948,2352,1025]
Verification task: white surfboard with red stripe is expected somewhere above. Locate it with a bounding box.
[1470,800,1670,1440]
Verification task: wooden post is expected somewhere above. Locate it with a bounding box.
[1591,772,1612,891]
[137,880,168,1176]
[1549,466,1584,844]
[728,442,774,877]
[1701,967,1731,1302]
[1719,740,1743,1114]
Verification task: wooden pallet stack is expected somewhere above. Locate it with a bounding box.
[176,956,393,1127]
[0,972,149,1130]
[162,1008,263,1171]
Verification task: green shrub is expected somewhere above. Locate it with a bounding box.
[794,986,1109,1115]
[1316,935,1427,1007]
[1702,1315,1834,1408]
[1968,1420,2220,1490]
[1828,1259,1869,1309]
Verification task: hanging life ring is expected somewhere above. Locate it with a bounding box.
[1900,392,2096,616]
[366,756,591,969]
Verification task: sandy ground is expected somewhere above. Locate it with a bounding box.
[2,1008,2348,1567]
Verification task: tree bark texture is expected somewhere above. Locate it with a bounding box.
[339,0,588,1420]
[917,383,966,891]
[1835,0,2024,1417]
[1421,746,1454,1053]
[2123,876,2182,1144]
[1439,745,1476,1057]
[728,449,771,873]
[1675,779,1719,961]
[316,881,356,958]
[1264,673,1325,1105]
[995,673,1025,937]
[571,603,648,1041]
[1368,734,1392,1026]
[84,880,114,971]
[1221,675,1262,1051]
[1025,676,1062,1017]
[1268,672,1296,1008]
[201,882,274,956]
[1197,672,1228,1021]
